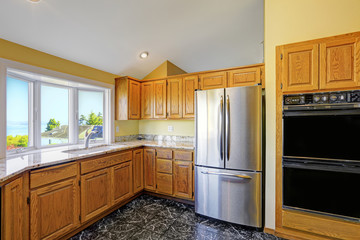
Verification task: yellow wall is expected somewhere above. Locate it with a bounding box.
[0,38,118,84]
[264,0,360,229]
[115,120,139,137]
[139,120,195,136]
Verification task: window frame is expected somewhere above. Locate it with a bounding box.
[0,58,114,157]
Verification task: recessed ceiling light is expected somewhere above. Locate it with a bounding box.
[28,0,41,3]
[139,52,149,59]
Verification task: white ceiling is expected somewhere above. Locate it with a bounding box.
[0,0,264,79]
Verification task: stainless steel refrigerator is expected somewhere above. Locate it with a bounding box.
[195,85,262,228]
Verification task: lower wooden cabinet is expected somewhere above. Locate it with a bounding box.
[133,149,144,194]
[156,172,173,195]
[112,161,133,205]
[80,168,111,223]
[30,178,80,240]
[3,176,27,240]
[144,148,156,190]
[173,161,193,199]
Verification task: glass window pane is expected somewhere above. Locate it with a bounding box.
[6,77,30,150]
[41,85,69,146]
[78,90,104,141]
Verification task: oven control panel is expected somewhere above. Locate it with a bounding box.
[284,90,360,105]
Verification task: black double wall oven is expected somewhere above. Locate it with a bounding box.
[282,90,360,222]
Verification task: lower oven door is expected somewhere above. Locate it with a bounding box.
[283,159,360,221]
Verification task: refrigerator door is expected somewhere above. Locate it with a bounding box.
[195,166,262,227]
[225,85,262,171]
[195,89,225,168]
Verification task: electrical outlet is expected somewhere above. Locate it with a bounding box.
[116,126,119,132]
[168,126,174,132]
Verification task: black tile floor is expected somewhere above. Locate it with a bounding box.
[71,194,283,240]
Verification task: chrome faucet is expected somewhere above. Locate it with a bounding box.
[84,129,99,149]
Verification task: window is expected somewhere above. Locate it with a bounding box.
[6,77,32,150]
[4,67,111,154]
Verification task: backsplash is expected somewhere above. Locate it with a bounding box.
[115,134,194,143]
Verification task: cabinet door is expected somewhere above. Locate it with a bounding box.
[144,149,156,190]
[3,177,25,240]
[228,67,261,87]
[156,173,173,195]
[81,169,111,223]
[282,43,319,92]
[320,37,360,90]
[167,78,183,119]
[153,80,167,119]
[199,71,227,90]
[128,80,141,119]
[173,161,193,199]
[133,149,144,194]
[141,82,154,119]
[183,75,198,118]
[30,178,80,240]
[112,161,133,205]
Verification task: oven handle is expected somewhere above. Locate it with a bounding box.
[283,109,360,117]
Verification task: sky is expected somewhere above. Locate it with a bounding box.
[7,77,104,129]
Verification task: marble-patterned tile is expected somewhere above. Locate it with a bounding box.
[129,228,163,240]
[144,215,176,234]
[138,201,167,215]
[178,208,208,226]
[157,204,186,220]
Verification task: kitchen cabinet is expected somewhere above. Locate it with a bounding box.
[167,77,183,119]
[320,37,360,90]
[133,149,144,194]
[3,176,27,240]
[141,81,154,119]
[156,158,173,195]
[115,77,141,120]
[81,168,111,223]
[228,67,261,87]
[199,71,227,90]
[281,43,319,93]
[182,75,198,118]
[144,148,156,190]
[111,161,133,205]
[153,80,167,119]
[173,160,193,199]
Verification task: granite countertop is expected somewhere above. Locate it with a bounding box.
[0,140,194,183]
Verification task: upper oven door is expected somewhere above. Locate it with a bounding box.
[283,108,360,161]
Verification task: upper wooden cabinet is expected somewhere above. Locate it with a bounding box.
[167,77,183,119]
[141,81,154,119]
[182,75,198,118]
[228,67,261,87]
[320,37,360,90]
[281,43,319,93]
[153,80,167,119]
[199,71,227,90]
[279,32,360,93]
[115,77,141,120]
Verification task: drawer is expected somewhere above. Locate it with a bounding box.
[156,173,173,195]
[156,149,172,159]
[157,159,172,174]
[30,163,78,189]
[174,150,193,161]
[81,151,132,174]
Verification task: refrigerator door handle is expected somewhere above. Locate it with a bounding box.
[226,95,230,161]
[200,171,252,179]
[219,96,224,161]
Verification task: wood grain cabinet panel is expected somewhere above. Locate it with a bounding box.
[141,82,154,119]
[133,149,144,194]
[174,150,193,161]
[111,161,133,205]
[173,161,193,199]
[144,149,156,190]
[282,43,319,92]
[128,80,141,119]
[228,67,261,87]
[199,72,227,90]
[156,159,172,174]
[30,178,79,240]
[3,177,26,240]
[156,149,172,159]
[320,37,360,90]
[182,75,198,118]
[156,173,173,195]
[167,77,183,119]
[153,80,167,119]
[81,169,111,223]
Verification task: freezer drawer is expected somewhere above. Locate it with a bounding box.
[195,166,262,228]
